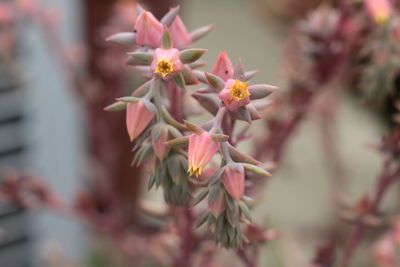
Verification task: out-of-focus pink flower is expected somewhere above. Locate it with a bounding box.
[221,164,245,200]
[151,48,183,79]
[126,101,154,141]
[212,51,234,81]
[169,16,191,49]
[365,0,392,25]
[392,218,400,245]
[219,79,250,111]
[188,132,220,177]
[209,190,226,217]
[152,127,170,160]
[135,11,164,48]
[373,235,397,267]
[0,3,13,24]
[17,0,37,16]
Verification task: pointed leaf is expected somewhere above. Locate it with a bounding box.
[241,163,271,176]
[161,29,173,49]
[180,48,207,64]
[190,25,214,42]
[183,120,203,135]
[173,72,186,90]
[126,52,153,65]
[191,188,209,207]
[205,72,225,91]
[104,101,127,112]
[161,6,180,27]
[106,32,136,46]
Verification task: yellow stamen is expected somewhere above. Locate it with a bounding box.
[154,59,174,78]
[229,80,250,100]
[188,166,202,177]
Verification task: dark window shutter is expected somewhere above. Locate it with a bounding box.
[0,71,31,266]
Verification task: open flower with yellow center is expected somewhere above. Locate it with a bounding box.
[151,48,183,80]
[219,79,251,111]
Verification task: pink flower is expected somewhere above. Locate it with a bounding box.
[219,79,250,111]
[221,164,245,200]
[169,15,191,49]
[188,132,220,177]
[135,11,164,48]
[392,218,400,245]
[151,48,183,79]
[365,0,392,25]
[126,101,154,141]
[373,235,397,267]
[212,52,234,81]
[152,127,170,160]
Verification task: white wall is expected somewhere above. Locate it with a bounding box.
[22,0,87,265]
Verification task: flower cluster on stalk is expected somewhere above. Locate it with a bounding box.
[106,6,276,248]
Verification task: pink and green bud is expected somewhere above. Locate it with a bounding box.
[208,189,226,218]
[365,0,392,25]
[151,48,183,80]
[219,79,251,111]
[169,15,191,49]
[188,132,220,177]
[212,51,234,81]
[126,101,155,141]
[221,164,245,200]
[152,126,170,160]
[135,11,164,48]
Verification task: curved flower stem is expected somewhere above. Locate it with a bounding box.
[210,107,227,133]
[237,248,257,267]
[340,165,400,267]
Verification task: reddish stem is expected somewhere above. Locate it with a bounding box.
[340,166,400,267]
[174,207,196,267]
[237,248,257,267]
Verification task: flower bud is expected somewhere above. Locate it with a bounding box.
[208,188,226,218]
[365,0,392,25]
[152,126,170,160]
[126,100,155,141]
[188,132,220,177]
[135,11,164,48]
[221,164,245,200]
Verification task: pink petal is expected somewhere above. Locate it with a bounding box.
[126,102,154,141]
[169,15,191,49]
[212,52,234,81]
[135,11,164,48]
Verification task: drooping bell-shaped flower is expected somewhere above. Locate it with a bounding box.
[221,164,245,200]
[169,15,191,49]
[365,0,392,25]
[187,132,220,177]
[219,79,251,111]
[212,51,234,81]
[151,48,183,80]
[135,11,164,48]
[126,101,154,141]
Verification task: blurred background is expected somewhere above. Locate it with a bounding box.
[0,0,396,266]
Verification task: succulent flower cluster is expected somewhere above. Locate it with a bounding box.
[106,6,276,248]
